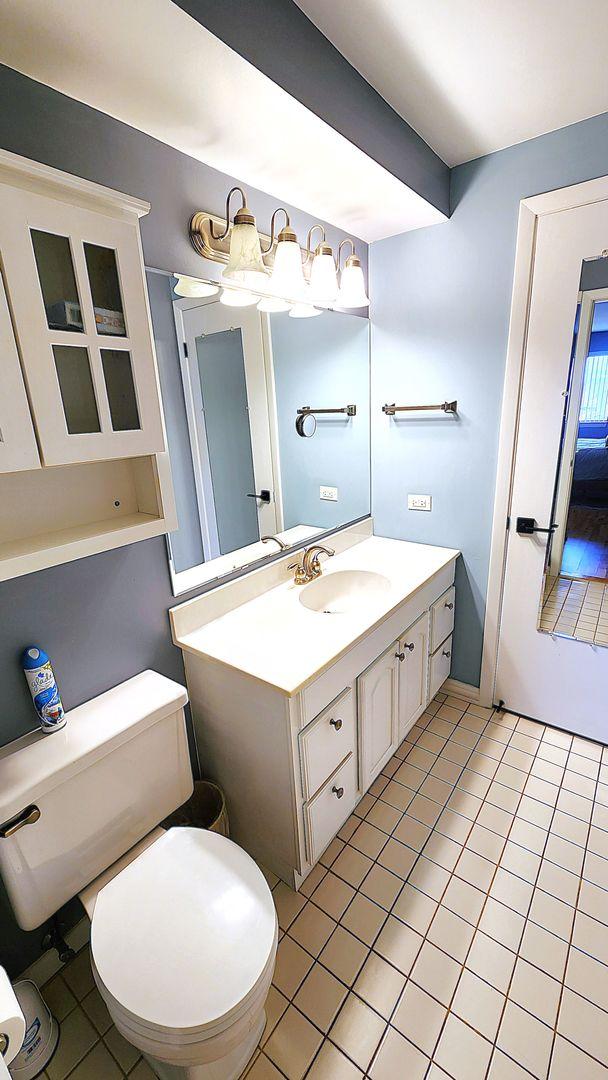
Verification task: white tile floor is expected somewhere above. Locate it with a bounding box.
[40,691,608,1079]
[540,574,608,644]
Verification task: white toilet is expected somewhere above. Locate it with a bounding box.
[0,671,278,1080]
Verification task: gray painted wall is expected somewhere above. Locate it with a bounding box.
[371,110,608,688]
[173,0,449,216]
[0,64,366,976]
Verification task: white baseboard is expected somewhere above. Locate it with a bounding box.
[19,917,90,987]
[443,678,480,703]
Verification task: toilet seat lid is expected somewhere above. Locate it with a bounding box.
[90,828,277,1032]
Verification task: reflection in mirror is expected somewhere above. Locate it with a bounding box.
[146,270,370,593]
[539,269,608,645]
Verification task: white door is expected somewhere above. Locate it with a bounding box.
[177,300,279,558]
[0,269,40,472]
[359,643,399,788]
[397,613,429,741]
[0,184,165,465]
[495,198,608,740]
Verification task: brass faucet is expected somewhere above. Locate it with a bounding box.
[261,535,288,552]
[289,544,335,585]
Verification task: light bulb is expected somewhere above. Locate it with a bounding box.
[220,287,258,307]
[257,296,290,312]
[309,249,338,305]
[289,303,322,319]
[222,204,268,287]
[270,227,306,299]
[338,257,369,308]
[173,275,219,298]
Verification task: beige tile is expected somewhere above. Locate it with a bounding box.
[578,878,608,925]
[455,847,496,891]
[353,952,406,1019]
[330,994,386,1072]
[466,930,516,993]
[436,807,472,844]
[293,964,346,1032]
[365,799,401,834]
[245,1053,285,1079]
[349,821,388,859]
[487,1048,535,1078]
[319,926,369,986]
[129,1061,156,1080]
[374,916,423,975]
[307,1040,363,1079]
[273,880,307,930]
[392,882,438,935]
[479,897,525,952]
[410,940,461,1006]
[319,836,345,867]
[393,814,431,851]
[354,792,377,818]
[379,779,415,812]
[507,819,549,858]
[393,980,446,1055]
[545,833,585,875]
[408,793,443,827]
[551,1035,608,1080]
[359,864,402,910]
[497,1000,553,1079]
[338,814,359,843]
[62,950,95,1001]
[453,968,505,1041]
[467,822,505,863]
[265,1005,323,1080]
[81,987,112,1035]
[260,865,280,890]
[427,905,475,963]
[394,761,426,790]
[499,840,541,884]
[369,1026,429,1080]
[68,1041,122,1080]
[261,984,289,1044]
[43,974,77,1022]
[273,935,314,997]
[489,867,534,916]
[424,831,462,871]
[435,1013,493,1080]
[104,1024,140,1072]
[299,861,326,898]
[529,888,575,942]
[558,987,608,1066]
[377,837,418,879]
[341,893,385,945]
[312,872,356,920]
[518,794,553,829]
[408,855,450,900]
[47,1007,97,1080]
[331,845,374,888]
[519,921,568,981]
[289,902,336,956]
[508,957,561,1027]
[536,859,579,907]
[442,876,486,925]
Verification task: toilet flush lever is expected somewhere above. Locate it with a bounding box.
[0,804,40,839]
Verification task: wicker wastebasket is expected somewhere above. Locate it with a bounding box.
[164,779,229,836]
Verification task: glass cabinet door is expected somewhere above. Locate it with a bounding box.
[0,184,165,466]
[0,266,41,473]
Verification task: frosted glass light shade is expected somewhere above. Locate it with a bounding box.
[338,263,369,308]
[223,221,267,285]
[270,238,306,298]
[257,296,290,312]
[174,275,219,298]
[289,303,322,319]
[220,287,257,307]
[309,252,338,305]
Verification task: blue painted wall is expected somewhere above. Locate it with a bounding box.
[370,111,608,687]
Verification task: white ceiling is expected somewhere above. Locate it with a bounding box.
[0,0,446,242]
[296,0,608,166]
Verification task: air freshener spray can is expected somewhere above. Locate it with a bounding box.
[21,647,66,734]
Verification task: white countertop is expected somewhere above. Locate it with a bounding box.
[174,536,459,696]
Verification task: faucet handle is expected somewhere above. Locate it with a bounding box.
[287,560,308,585]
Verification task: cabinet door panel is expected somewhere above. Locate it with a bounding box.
[398,612,429,742]
[359,644,399,790]
[0,185,164,465]
[0,267,40,473]
[430,635,453,699]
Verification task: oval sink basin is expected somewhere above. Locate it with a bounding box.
[299,570,391,614]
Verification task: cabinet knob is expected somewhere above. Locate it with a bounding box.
[404,642,415,652]
[395,651,405,662]
[445,602,454,610]
[329,717,343,731]
[332,785,344,799]
[443,649,451,658]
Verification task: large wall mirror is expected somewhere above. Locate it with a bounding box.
[539,259,608,645]
[147,270,370,593]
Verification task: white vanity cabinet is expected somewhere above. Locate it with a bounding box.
[174,538,457,890]
[0,150,175,580]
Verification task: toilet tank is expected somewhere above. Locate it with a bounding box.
[0,671,192,930]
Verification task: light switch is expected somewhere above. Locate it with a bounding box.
[320,486,338,502]
[408,494,432,511]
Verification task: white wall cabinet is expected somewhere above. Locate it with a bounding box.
[0,150,175,580]
[181,560,455,889]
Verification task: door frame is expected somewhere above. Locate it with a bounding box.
[481,174,608,706]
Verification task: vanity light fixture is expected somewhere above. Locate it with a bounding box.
[307,225,338,305]
[289,303,322,318]
[265,209,306,299]
[337,239,370,309]
[217,187,268,289]
[219,287,258,307]
[257,296,290,313]
[173,275,219,298]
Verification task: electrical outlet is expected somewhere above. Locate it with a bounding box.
[320,485,338,502]
[408,494,432,511]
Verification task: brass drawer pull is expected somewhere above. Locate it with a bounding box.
[0,804,41,839]
[395,651,405,662]
[404,642,415,652]
[332,785,344,799]
[329,717,343,731]
[445,601,454,610]
[443,649,452,658]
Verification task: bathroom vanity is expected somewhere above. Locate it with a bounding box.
[170,523,458,888]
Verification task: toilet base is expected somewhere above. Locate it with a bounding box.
[143,1012,265,1080]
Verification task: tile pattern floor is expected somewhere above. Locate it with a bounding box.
[540,573,608,644]
[38,691,608,1079]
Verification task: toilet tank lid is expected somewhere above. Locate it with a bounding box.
[0,671,188,825]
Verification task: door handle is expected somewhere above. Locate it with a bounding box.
[0,804,40,838]
[246,489,271,504]
[516,517,557,535]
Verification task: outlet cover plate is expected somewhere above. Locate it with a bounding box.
[408,494,432,511]
[320,485,338,502]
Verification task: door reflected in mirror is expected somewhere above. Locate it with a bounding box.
[539,269,608,645]
[147,270,370,594]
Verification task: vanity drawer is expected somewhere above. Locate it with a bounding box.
[429,634,453,699]
[299,686,356,800]
[305,753,358,865]
[430,586,455,652]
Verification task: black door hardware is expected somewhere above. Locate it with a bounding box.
[516,517,558,536]
[246,489,271,503]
